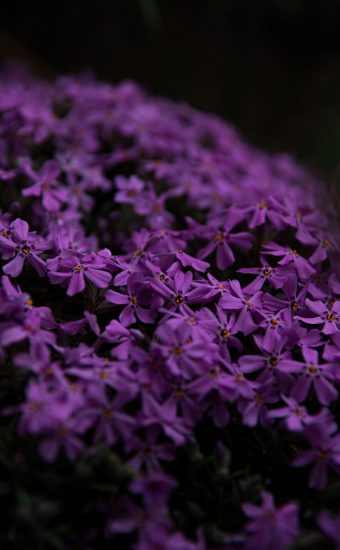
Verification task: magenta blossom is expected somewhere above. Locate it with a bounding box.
[47,251,112,296]
[0,218,47,277]
[242,491,299,550]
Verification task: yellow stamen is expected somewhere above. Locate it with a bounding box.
[327,312,336,322]
[318,451,329,460]
[308,364,318,375]
[21,245,30,255]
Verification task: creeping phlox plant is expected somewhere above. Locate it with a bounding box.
[0,66,340,550]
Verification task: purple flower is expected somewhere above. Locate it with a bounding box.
[1,309,56,357]
[239,260,292,293]
[197,211,253,269]
[0,218,47,277]
[245,196,286,229]
[114,175,144,204]
[291,348,337,406]
[269,395,312,431]
[153,319,214,379]
[219,279,263,335]
[297,297,340,334]
[263,242,315,280]
[242,491,299,550]
[317,510,340,547]
[293,423,340,489]
[21,158,67,211]
[47,251,112,296]
[105,272,159,325]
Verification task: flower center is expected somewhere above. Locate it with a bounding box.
[221,329,232,339]
[103,408,113,419]
[258,199,267,209]
[308,364,318,375]
[270,357,279,367]
[44,367,54,378]
[235,374,245,382]
[143,447,154,457]
[326,312,336,322]
[215,232,224,241]
[243,300,253,309]
[26,298,33,307]
[318,451,329,460]
[293,407,303,417]
[322,238,331,249]
[270,318,279,326]
[56,424,68,436]
[289,249,298,256]
[134,248,143,257]
[130,296,138,306]
[263,267,272,277]
[175,294,184,304]
[153,204,161,214]
[30,401,43,412]
[173,346,183,356]
[255,395,263,405]
[21,244,30,255]
[1,229,9,238]
[73,263,84,271]
[210,368,219,378]
[174,388,185,398]
[99,370,109,381]
[291,301,298,311]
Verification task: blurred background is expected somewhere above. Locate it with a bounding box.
[1,0,340,178]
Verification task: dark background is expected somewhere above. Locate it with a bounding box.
[1,0,340,178]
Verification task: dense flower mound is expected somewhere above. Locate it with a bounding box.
[1,66,340,549]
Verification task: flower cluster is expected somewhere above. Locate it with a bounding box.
[0,65,340,549]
